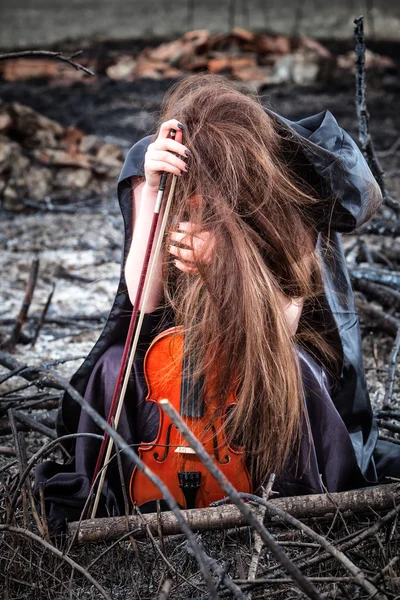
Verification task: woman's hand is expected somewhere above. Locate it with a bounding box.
[144,119,191,193]
[169,222,216,274]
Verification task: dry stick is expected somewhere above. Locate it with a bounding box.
[38,483,50,541]
[383,326,400,406]
[0,525,110,599]
[351,277,400,310]
[355,297,400,337]
[0,50,94,76]
[113,434,140,560]
[7,433,104,522]
[159,579,173,600]
[0,446,16,457]
[17,430,45,537]
[263,500,400,577]
[247,475,276,600]
[135,504,207,596]
[224,493,386,600]
[201,552,245,600]
[354,16,400,214]
[31,283,55,347]
[86,528,142,571]
[7,259,39,349]
[377,410,400,420]
[159,400,322,600]
[351,267,400,290]
[377,420,400,435]
[27,371,219,599]
[0,366,28,386]
[12,409,56,440]
[7,409,29,528]
[68,483,400,544]
[236,576,360,586]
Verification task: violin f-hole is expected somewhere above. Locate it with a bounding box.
[153,423,173,462]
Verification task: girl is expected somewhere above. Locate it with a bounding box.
[36,75,399,530]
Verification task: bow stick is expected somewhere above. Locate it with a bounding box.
[89,129,178,518]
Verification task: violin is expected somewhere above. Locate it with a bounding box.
[129,326,252,509]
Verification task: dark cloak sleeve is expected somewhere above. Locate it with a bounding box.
[56,109,397,481]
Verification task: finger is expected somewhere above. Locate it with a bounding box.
[158,119,184,140]
[147,161,183,177]
[174,259,199,274]
[149,150,188,173]
[169,231,193,247]
[152,137,191,159]
[169,245,195,262]
[176,222,201,233]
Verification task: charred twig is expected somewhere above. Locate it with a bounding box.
[377,420,400,435]
[377,410,400,420]
[351,277,400,310]
[159,579,173,600]
[383,326,400,405]
[7,433,103,526]
[217,493,386,599]
[262,500,400,577]
[159,399,322,600]
[0,412,56,437]
[350,267,400,291]
[0,445,16,457]
[361,219,400,237]
[355,297,400,336]
[7,409,29,528]
[354,16,400,213]
[247,475,276,599]
[30,283,55,347]
[113,424,140,560]
[12,409,56,440]
[5,259,39,349]
[0,526,110,599]
[377,137,400,159]
[0,49,95,76]
[202,552,245,600]
[134,504,207,596]
[0,313,108,327]
[0,366,28,386]
[17,430,45,537]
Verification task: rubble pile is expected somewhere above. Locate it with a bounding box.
[0,102,123,211]
[106,28,395,87]
[0,29,394,88]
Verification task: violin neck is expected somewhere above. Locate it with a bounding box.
[180,353,205,418]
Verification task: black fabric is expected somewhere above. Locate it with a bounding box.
[35,108,400,532]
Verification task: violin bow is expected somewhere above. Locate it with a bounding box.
[89,129,178,518]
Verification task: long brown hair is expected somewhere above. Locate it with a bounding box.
[157,74,337,485]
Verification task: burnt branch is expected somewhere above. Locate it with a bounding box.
[0,50,95,76]
[354,16,400,213]
[4,259,39,350]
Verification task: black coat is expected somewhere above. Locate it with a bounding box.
[56,108,397,482]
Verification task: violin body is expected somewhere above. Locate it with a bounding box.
[129,326,252,509]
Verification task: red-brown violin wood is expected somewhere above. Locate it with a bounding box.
[130,326,252,509]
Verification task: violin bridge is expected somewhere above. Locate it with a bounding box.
[174,446,196,454]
